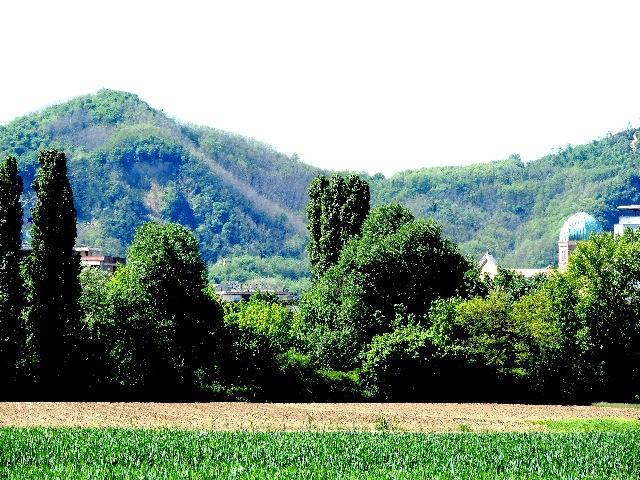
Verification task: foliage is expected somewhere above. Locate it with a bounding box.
[0,156,23,389]
[307,174,370,278]
[103,222,223,397]
[4,137,640,402]
[0,90,311,267]
[558,231,640,400]
[361,323,441,400]
[209,254,311,294]
[3,92,640,280]
[426,289,562,400]
[2,428,640,478]
[223,295,293,350]
[23,150,81,391]
[300,204,473,370]
[492,267,547,300]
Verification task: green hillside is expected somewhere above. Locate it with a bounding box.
[0,90,321,266]
[1,89,639,276]
[373,133,640,267]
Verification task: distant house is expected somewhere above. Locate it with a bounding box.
[614,205,640,235]
[20,245,125,274]
[478,252,498,279]
[74,246,125,274]
[215,283,296,304]
[479,252,551,280]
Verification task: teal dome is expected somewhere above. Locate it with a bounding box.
[559,212,602,242]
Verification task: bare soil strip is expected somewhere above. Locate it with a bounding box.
[1,402,639,431]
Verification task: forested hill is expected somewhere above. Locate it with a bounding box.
[0,90,324,262]
[374,130,640,267]
[1,89,639,270]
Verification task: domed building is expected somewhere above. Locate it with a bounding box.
[558,212,603,269]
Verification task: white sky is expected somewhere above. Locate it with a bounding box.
[1,1,640,175]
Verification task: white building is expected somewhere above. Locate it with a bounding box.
[479,251,551,279]
[614,205,640,236]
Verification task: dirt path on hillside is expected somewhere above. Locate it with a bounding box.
[0,402,638,431]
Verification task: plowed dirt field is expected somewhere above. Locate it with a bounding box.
[1,402,638,431]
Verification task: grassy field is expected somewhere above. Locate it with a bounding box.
[1,427,639,479]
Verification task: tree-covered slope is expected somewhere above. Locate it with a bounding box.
[0,90,322,262]
[1,89,639,270]
[371,131,640,267]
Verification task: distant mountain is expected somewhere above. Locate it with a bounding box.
[1,89,639,274]
[0,90,322,264]
[372,131,640,267]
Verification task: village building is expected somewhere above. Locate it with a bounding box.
[215,283,296,304]
[74,246,125,274]
[481,205,640,278]
[20,245,125,273]
[478,252,552,280]
[614,205,640,235]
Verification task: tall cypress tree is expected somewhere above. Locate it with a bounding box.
[25,150,81,391]
[306,174,370,279]
[319,174,346,273]
[341,175,370,243]
[306,175,329,279]
[0,156,23,390]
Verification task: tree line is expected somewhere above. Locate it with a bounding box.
[1,155,639,402]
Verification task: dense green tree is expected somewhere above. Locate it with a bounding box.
[300,205,473,369]
[318,175,346,274]
[427,289,562,400]
[0,156,23,390]
[307,174,370,278]
[24,150,81,392]
[361,323,440,401]
[509,288,562,398]
[105,222,223,397]
[492,267,547,300]
[341,175,371,239]
[559,231,640,400]
[77,267,113,394]
[452,292,526,382]
[306,175,328,279]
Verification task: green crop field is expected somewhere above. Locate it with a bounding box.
[0,428,638,479]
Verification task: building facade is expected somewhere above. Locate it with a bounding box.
[20,245,125,274]
[614,205,640,235]
[74,246,125,274]
[557,212,603,270]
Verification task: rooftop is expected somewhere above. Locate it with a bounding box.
[559,212,603,242]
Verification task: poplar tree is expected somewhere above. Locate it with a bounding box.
[25,150,81,390]
[306,175,328,279]
[0,156,23,389]
[306,174,370,279]
[341,175,371,242]
[319,174,346,273]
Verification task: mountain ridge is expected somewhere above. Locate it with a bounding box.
[2,89,639,272]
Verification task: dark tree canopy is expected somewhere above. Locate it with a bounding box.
[24,150,81,390]
[106,222,223,397]
[300,204,473,369]
[561,231,640,400]
[0,156,23,388]
[306,174,370,279]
